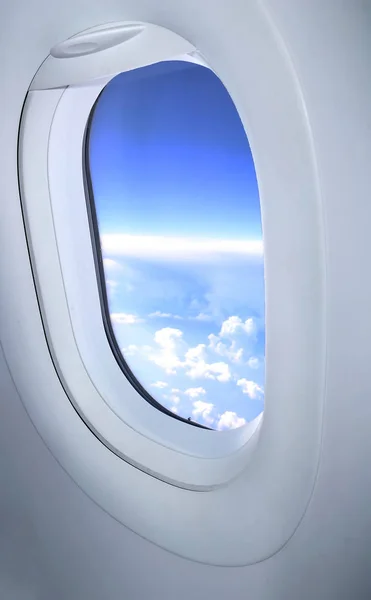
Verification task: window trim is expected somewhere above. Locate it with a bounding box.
[19,74,261,492]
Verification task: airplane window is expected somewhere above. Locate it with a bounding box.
[85,60,264,429]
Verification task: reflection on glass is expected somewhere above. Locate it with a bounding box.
[88,61,264,429]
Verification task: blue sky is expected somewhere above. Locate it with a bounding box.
[88,60,265,429]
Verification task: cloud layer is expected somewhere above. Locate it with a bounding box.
[101,234,263,262]
[118,312,264,428]
[102,235,264,429]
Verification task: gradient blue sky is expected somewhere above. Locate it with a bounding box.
[88,60,265,429]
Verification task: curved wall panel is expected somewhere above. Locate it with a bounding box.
[0,0,370,595]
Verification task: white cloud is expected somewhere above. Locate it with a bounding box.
[103,257,138,293]
[248,357,260,369]
[170,395,180,404]
[219,316,256,338]
[149,327,184,374]
[106,279,119,297]
[209,362,231,382]
[151,381,168,389]
[171,388,181,394]
[184,387,206,399]
[101,234,263,262]
[110,313,144,325]
[237,378,264,399]
[192,400,215,426]
[184,344,231,382]
[187,361,231,382]
[121,344,138,356]
[122,324,242,386]
[121,344,151,357]
[208,333,244,363]
[191,313,213,322]
[185,343,206,362]
[154,327,183,346]
[149,311,183,320]
[196,261,265,324]
[103,258,122,271]
[217,411,246,430]
[123,330,229,382]
[162,391,181,414]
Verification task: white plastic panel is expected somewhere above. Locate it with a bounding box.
[2,0,371,596]
[17,11,325,566]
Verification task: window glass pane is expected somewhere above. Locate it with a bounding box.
[87,60,264,430]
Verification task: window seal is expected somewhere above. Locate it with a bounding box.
[82,86,211,430]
